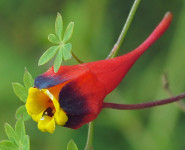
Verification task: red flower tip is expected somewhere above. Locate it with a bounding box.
[86,12,172,94]
[33,13,172,129]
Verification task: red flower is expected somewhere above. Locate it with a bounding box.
[26,12,172,132]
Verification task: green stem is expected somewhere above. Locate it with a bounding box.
[72,51,83,64]
[107,0,141,59]
[84,122,94,150]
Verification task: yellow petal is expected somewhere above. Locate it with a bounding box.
[54,108,68,126]
[31,110,44,122]
[26,88,50,115]
[42,89,60,111]
[38,116,55,133]
[42,89,68,126]
[26,87,68,131]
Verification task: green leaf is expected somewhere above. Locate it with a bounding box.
[4,123,18,145]
[23,68,34,90]
[38,45,60,66]
[67,140,78,150]
[48,34,60,44]
[54,47,63,73]
[63,22,74,43]
[55,13,63,41]
[22,135,30,150]
[0,140,19,150]
[63,43,72,61]
[15,118,25,144]
[15,105,31,121]
[12,83,27,103]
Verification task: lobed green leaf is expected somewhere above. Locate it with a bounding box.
[63,43,72,61]
[23,68,34,90]
[15,105,31,121]
[38,45,60,66]
[54,47,63,73]
[22,135,30,150]
[63,22,74,43]
[15,118,25,144]
[67,140,78,150]
[48,34,60,44]
[0,140,19,150]
[4,123,18,145]
[12,83,27,103]
[55,13,63,41]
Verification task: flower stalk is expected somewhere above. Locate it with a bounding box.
[107,0,141,59]
[71,51,83,64]
[103,92,185,110]
[85,122,94,150]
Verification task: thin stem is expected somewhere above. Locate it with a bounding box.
[84,122,94,150]
[72,51,83,64]
[107,0,141,59]
[162,73,185,112]
[103,92,185,110]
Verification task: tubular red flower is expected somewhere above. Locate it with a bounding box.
[27,12,173,131]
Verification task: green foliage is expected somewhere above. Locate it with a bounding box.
[12,83,27,103]
[0,119,30,150]
[54,46,63,72]
[4,123,18,144]
[63,43,72,61]
[38,12,74,72]
[67,140,78,150]
[38,46,60,66]
[55,13,63,41]
[48,34,60,44]
[12,69,34,123]
[23,68,34,90]
[63,22,74,43]
[0,140,19,150]
[15,118,25,144]
[15,105,31,121]
[12,69,34,104]
[1,69,34,149]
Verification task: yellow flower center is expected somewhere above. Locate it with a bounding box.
[25,87,68,133]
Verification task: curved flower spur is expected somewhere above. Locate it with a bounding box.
[26,12,173,133]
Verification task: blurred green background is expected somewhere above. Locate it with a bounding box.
[0,0,185,149]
